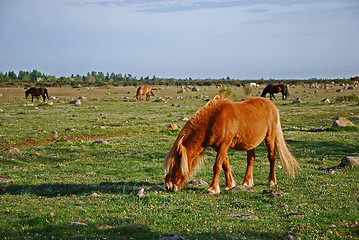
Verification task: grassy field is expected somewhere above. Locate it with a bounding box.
[0,84,358,240]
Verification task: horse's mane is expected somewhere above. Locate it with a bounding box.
[164,94,226,176]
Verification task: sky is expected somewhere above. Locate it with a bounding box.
[0,0,358,80]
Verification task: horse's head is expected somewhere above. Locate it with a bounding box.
[164,136,189,191]
[25,90,29,98]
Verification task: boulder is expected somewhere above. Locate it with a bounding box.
[4,148,21,154]
[331,117,355,127]
[340,156,359,167]
[188,179,209,188]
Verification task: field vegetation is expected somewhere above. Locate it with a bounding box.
[0,83,358,239]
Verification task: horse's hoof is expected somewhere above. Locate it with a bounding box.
[268,181,277,186]
[225,183,236,191]
[206,186,220,194]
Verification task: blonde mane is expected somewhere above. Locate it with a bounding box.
[164,94,226,176]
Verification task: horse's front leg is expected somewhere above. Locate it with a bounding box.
[223,156,236,190]
[207,149,228,194]
[243,149,255,186]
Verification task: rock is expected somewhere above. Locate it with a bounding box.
[51,130,58,138]
[137,188,147,198]
[180,117,189,121]
[92,140,109,145]
[331,117,355,127]
[262,189,282,198]
[285,233,301,240]
[228,214,258,220]
[67,222,88,227]
[340,156,359,167]
[159,234,189,240]
[291,99,301,104]
[321,98,330,103]
[78,96,86,100]
[155,97,166,102]
[48,154,58,158]
[148,185,164,192]
[69,100,81,105]
[284,213,305,218]
[188,179,209,188]
[166,124,178,131]
[231,185,255,192]
[75,206,86,212]
[133,152,147,156]
[88,192,100,197]
[191,87,199,91]
[4,148,21,154]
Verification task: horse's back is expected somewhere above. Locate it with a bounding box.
[204,97,278,150]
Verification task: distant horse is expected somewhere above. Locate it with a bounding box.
[164,95,298,194]
[136,86,155,101]
[216,83,222,88]
[25,87,49,102]
[261,84,289,100]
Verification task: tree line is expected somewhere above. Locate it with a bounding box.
[0,69,357,88]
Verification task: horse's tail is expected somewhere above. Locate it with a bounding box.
[274,112,299,177]
[136,87,142,95]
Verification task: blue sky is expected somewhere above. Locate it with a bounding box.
[0,0,358,79]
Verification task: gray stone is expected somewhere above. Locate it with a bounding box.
[4,148,21,154]
[188,179,209,188]
[340,156,359,167]
[228,214,258,220]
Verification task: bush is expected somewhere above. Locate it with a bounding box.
[335,94,359,102]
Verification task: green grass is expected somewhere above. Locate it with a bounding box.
[1,86,359,239]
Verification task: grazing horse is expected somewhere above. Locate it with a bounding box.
[25,87,49,102]
[136,86,155,101]
[261,84,289,100]
[164,95,298,194]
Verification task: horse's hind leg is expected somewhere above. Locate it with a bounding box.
[265,137,277,186]
[222,155,236,190]
[243,149,255,186]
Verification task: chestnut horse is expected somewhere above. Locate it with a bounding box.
[136,86,155,101]
[261,84,289,100]
[164,95,298,194]
[25,87,49,102]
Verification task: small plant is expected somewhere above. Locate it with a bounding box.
[335,94,359,102]
[243,86,253,96]
[218,86,232,97]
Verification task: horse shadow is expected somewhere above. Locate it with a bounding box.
[0,181,158,197]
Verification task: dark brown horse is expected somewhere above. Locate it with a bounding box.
[164,95,298,194]
[25,87,49,102]
[261,84,289,100]
[136,86,155,101]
